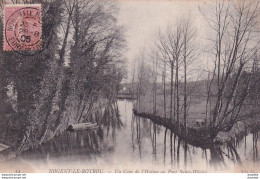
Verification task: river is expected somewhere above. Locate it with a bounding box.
[5,100,260,172]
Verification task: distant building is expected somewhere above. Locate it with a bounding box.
[119,86,128,93]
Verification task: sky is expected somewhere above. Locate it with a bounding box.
[117,0,214,82]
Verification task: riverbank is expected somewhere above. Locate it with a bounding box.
[0,98,116,161]
[133,108,260,149]
[133,109,214,149]
[133,92,260,147]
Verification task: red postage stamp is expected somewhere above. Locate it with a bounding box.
[4,4,42,52]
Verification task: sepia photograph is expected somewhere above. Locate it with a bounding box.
[0,0,260,174]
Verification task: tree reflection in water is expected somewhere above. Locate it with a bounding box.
[131,109,260,170]
[253,132,258,163]
[18,102,123,163]
[12,100,260,170]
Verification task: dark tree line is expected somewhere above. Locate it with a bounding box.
[0,0,126,153]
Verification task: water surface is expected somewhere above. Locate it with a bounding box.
[10,100,260,172]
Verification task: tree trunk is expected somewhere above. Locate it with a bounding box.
[170,61,174,122]
[163,62,166,122]
[176,59,180,128]
[184,54,187,134]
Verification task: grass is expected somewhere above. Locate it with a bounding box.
[134,92,210,128]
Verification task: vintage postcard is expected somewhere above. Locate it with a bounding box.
[0,0,260,176]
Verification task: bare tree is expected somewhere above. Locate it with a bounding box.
[181,16,197,133]
[131,60,136,96]
[200,0,260,138]
[149,50,160,115]
[156,31,175,122]
[155,24,184,126]
[136,53,149,110]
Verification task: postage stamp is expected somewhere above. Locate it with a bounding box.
[4,4,42,52]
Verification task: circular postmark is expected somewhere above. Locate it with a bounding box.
[5,6,42,54]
